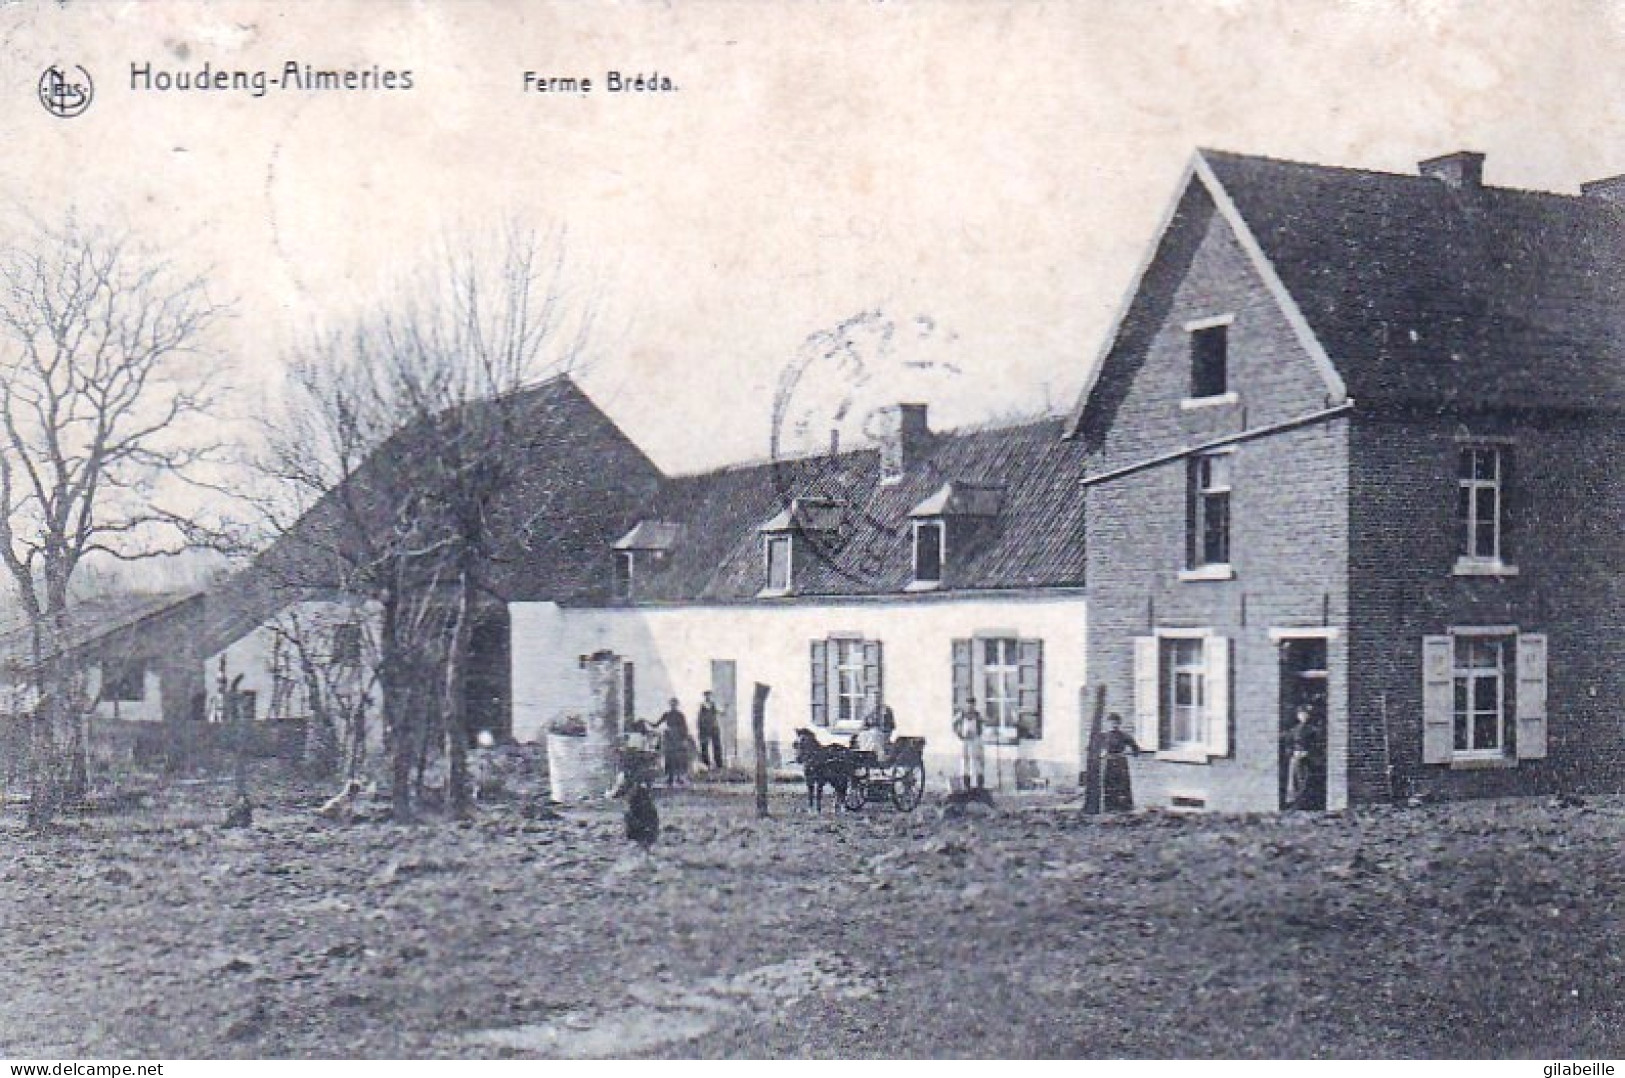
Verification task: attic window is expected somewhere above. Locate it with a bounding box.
[1187,316,1233,401]
[765,534,793,594]
[613,550,635,600]
[913,519,944,586]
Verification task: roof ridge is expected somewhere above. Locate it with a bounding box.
[664,413,1067,480]
[1198,146,1600,203]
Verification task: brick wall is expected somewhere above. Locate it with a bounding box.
[1081,181,1351,813]
[1349,407,1625,802]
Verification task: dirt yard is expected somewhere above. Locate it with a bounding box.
[0,775,1621,1059]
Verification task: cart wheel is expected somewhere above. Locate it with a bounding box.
[843,777,868,812]
[891,764,925,812]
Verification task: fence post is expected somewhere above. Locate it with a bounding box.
[752,682,771,818]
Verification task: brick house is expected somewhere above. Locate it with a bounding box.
[1067,148,1625,812]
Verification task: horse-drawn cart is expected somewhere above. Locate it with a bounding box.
[842,736,926,812]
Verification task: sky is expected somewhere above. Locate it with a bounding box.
[2,0,1624,478]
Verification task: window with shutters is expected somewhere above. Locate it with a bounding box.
[1182,451,1233,579]
[951,635,1043,740]
[1454,443,1517,576]
[1422,629,1547,766]
[1132,631,1230,759]
[811,636,883,730]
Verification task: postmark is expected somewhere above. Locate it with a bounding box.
[768,309,963,588]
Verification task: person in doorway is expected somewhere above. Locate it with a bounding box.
[652,697,692,787]
[696,690,725,771]
[1282,704,1318,809]
[1102,712,1143,812]
[953,695,986,789]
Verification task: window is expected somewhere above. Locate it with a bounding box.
[1457,445,1507,562]
[913,520,944,585]
[613,551,635,600]
[809,636,883,729]
[104,660,146,703]
[951,636,1043,739]
[834,639,866,725]
[1452,634,1507,754]
[1165,637,1207,748]
[1132,632,1230,758]
[1188,452,1232,570]
[765,535,793,593]
[1422,631,1548,765]
[1191,324,1228,398]
[331,623,363,667]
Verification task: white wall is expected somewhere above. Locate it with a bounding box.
[205,599,381,729]
[510,594,1089,787]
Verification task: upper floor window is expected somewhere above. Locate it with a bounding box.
[913,519,944,585]
[1190,322,1229,399]
[1187,451,1232,572]
[765,534,793,593]
[1457,445,1510,566]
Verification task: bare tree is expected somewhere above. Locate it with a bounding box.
[0,217,227,826]
[265,223,590,819]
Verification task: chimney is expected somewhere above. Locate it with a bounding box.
[1419,151,1485,191]
[876,403,932,484]
[1581,174,1625,203]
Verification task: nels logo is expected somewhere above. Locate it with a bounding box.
[38,65,93,118]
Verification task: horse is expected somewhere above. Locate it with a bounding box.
[793,727,855,812]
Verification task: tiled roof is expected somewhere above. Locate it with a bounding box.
[1201,149,1625,411]
[595,417,1088,605]
[200,376,664,646]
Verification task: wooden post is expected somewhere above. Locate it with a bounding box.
[752,682,771,818]
[1082,683,1107,814]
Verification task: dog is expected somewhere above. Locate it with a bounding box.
[793,727,856,812]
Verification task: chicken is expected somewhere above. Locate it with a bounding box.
[625,782,659,849]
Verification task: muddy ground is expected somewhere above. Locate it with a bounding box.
[0,774,1621,1059]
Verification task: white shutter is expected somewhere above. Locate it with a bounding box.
[1204,635,1230,757]
[1516,633,1548,760]
[1132,636,1159,750]
[1422,635,1454,764]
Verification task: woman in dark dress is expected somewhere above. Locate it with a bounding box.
[1102,712,1142,811]
[652,698,692,787]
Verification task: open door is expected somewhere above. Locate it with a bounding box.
[1279,637,1328,810]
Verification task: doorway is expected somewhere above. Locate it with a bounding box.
[1278,637,1328,811]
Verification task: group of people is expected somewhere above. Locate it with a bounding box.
[639,691,727,787]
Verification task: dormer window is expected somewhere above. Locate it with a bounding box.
[913,520,944,586]
[765,534,793,593]
[907,481,1002,589]
[1183,315,1236,406]
[613,550,635,599]
[612,520,682,601]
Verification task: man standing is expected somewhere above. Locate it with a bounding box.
[696,690,725,771]
[953,694,985,790]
